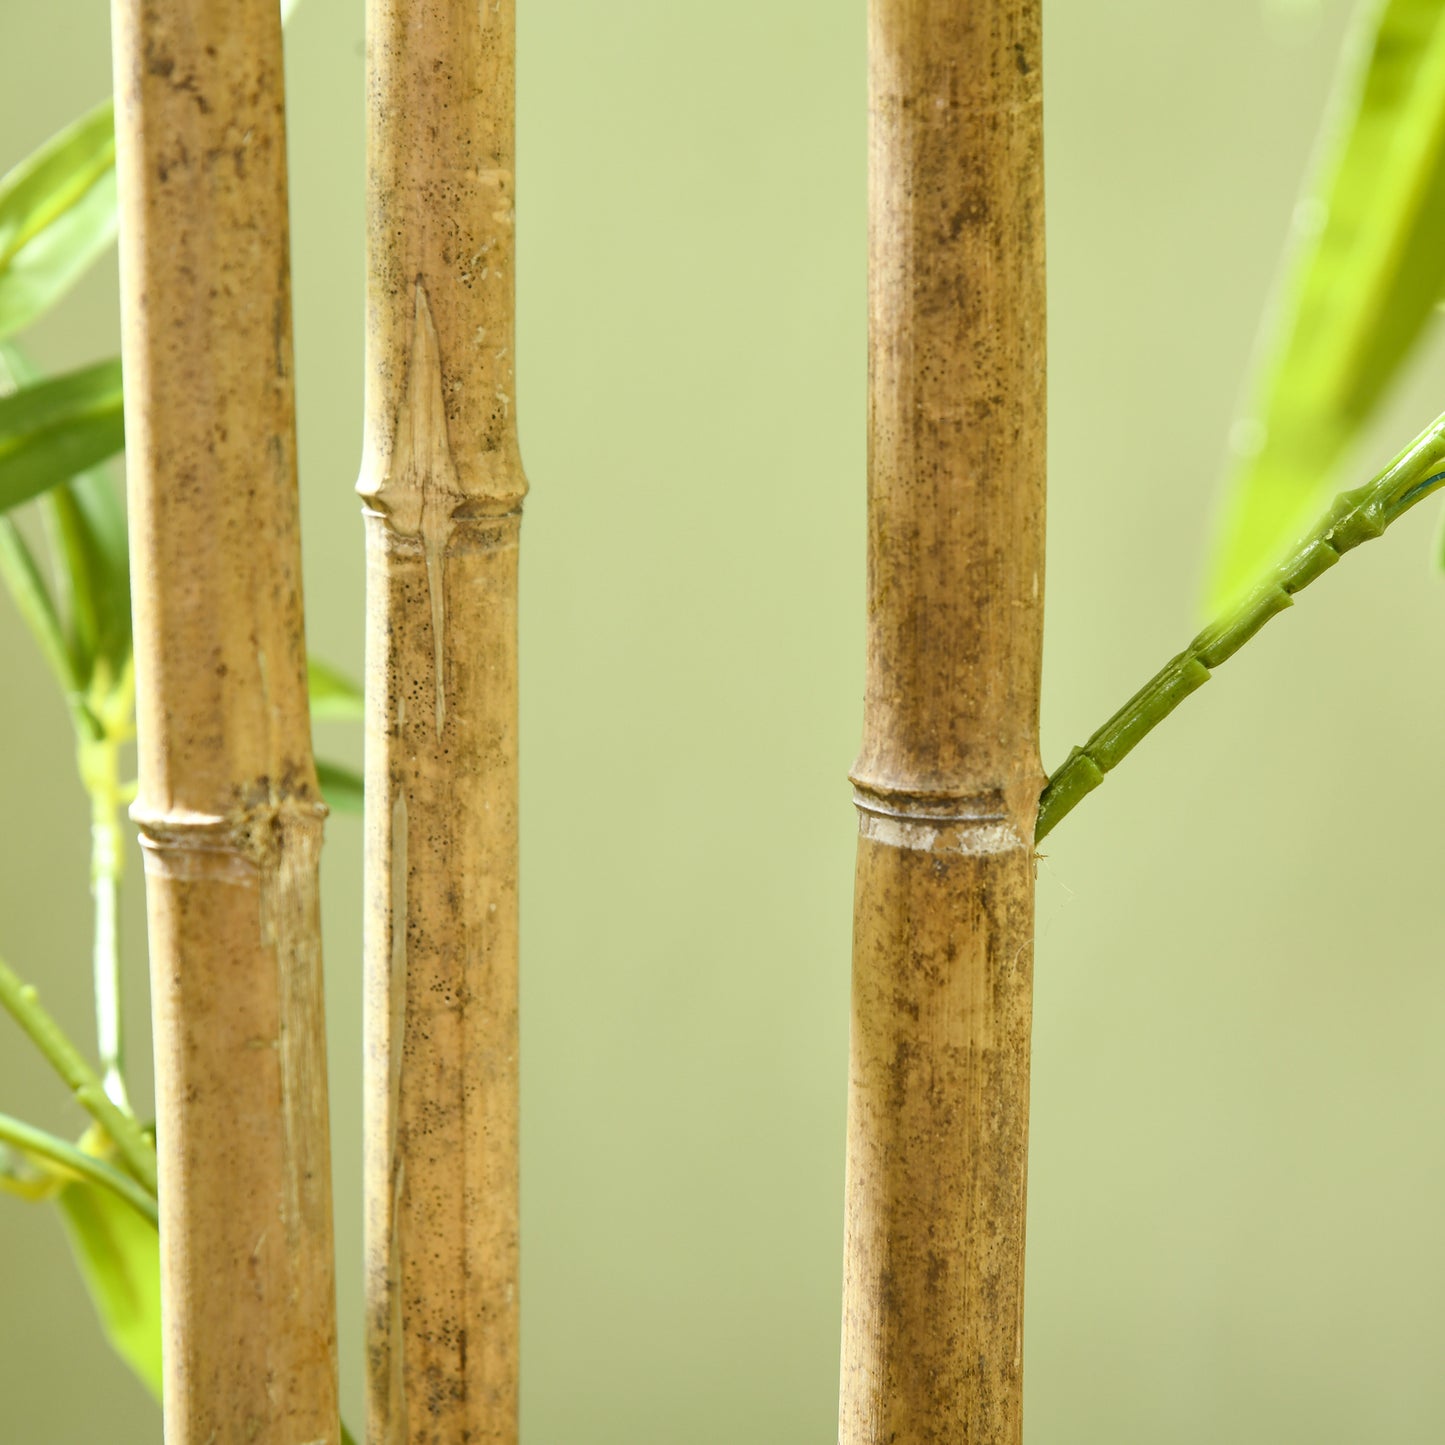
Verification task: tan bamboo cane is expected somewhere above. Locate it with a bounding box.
[110,1,340,1441]
[358,1,527,1440]
[840,4,1046,1443]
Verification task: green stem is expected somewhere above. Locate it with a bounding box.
[0,956,155,1194]
[1038,411,1445,843]
[80,734,128,1110]
[0,1111,157,1225]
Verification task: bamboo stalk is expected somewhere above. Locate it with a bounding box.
[841,5,1046,1443]
[110,3,340,1441]
[358,1,526,1440]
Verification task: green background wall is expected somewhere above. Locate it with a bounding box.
[2,0,1444,1439]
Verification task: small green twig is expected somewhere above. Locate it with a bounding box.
[0,1111,157,1225]
[1038,410,1445,843]
[0,956,155,1194]
[0,1144,57,1201]
[79,726,132,1111]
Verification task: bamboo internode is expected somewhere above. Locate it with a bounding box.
[110,1,340,1441]
[841,3,1046,1442]
[359,2,527,1441]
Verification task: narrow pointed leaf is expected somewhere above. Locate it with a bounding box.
[307,657,364,718]
[0,513,78,694]
[0,358,124,516]
[0,343,131,693]
[0,346,83,691]
[45,473,131,691]
[0,1,301,342]
[316,759,364,814]
[0,100,117,340]
[1207,0,1445,608]
[54,1176,163,1400]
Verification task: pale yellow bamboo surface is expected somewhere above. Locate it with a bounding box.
[358,1,527,1441]
[841,3,1047,1442]
[110,1,340,1441]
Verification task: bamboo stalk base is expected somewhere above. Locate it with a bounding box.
[840,796,1035,1445]
[138,804,338,1445]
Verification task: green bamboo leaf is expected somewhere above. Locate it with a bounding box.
[0,357,124,516]
[44,472,131,694]
[0,345,85,695]
[0,100,117,340]
[0,2,304,341]
[0,1114,161,1400]
[54,1175,163,1400]
[307,657,364,718]
[1207,0,1445,609]
[0,516,78,695]
[0,341,130,695]
[317,759,364,814]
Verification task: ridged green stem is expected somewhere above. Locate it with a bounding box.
[0,956,155,1194]
[1038,411,1445,843]
[0,1111,157,1224]
[78,732,130,1110]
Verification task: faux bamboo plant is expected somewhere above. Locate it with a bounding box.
[0,0,1444,1441]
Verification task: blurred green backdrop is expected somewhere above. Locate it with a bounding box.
[3,0,1444,1440]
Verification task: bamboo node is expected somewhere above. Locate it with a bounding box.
[358,279,527,737]
[850,782,1028,855]
[132,798,326,869]
[850,781,1006,823]
[856,807,1025,856]
[356,279,528,521]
